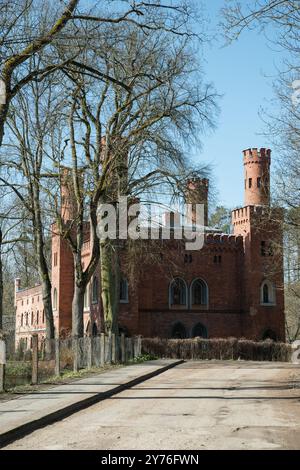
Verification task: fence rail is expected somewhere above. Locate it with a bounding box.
[0,333,142,391]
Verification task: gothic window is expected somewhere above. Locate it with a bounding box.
[169,278,187,307]
[263,284,269,303]
[260,280,276,305]
[84,285,90,310]
[92,277,99,304]
[190,278,208,306]
[120,278,129,303]
[53,288,58,310]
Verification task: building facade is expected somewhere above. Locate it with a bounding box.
[14,148,285,347]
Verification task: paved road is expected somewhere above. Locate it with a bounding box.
[3,361,300,450]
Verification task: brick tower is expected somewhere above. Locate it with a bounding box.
[51,170,76,336]
[232,148,285,341]
[243,147,271,206]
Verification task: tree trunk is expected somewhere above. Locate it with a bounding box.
[100,239,120,334]
[0,228,3,330]
[72,282,85,338]
[0,101,9,149]
[41,276,54,339]
[33,186,55,340]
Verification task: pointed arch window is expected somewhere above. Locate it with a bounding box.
[120,278,129,303]
[169,278,188,308]
[84,285,90,310]
[92,277,99,304]
[171,322,187,339]
[260,280,276,306]
[191,323,208,338]
[53,288,58,310]
[190,278,208,307]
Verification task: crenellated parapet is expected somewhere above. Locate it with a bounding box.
[204,232,243,251]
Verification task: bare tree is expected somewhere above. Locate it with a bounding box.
[0,70,66,340]
[50,22,217,336]
[0,0,200,147]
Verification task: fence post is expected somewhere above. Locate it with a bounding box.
[55,339,60,376]
[130,337,134,360]
[73,337,79,373]
[111,333,116,363]
[137,335,142,357]
[41,339,45,361]
[100,333,105,367]
[121,333,125,363]
[87,336,92,369]
[107,330,112,364]
[31,334,38,385]
[0,338,6,392]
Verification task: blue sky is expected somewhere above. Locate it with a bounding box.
[195,0,285,209]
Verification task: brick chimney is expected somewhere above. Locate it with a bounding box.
[185,178,209,226]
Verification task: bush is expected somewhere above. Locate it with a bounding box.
[141,337,292,362]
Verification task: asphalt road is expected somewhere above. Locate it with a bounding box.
[3,361,300,450]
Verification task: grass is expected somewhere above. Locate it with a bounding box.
[128,353,158,364]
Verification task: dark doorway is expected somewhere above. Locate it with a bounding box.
[262,329,277,341]
[191,323,208,338]
[171,322,187,339]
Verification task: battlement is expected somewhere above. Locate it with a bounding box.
[205,232,243,250]
[243,147,271,162]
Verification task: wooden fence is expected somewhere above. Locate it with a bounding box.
[1,333,142,391]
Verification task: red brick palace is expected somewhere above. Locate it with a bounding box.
[14,148,285,347]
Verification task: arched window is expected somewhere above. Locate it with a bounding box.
[31,312,34,325]
[84,285,90,310]
[120,278,129,303]
[21,313,24,327]
[190,278,208,307]
[260,280,276,305]
[37,311,39,325]
[26,312,29,326]
[171,322,187,339]
[92,277,99,304]
[53,288,58,310]
[191,323,208,338]
[169,278,187,308]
